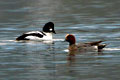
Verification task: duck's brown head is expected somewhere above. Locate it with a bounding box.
[65,34,76,45]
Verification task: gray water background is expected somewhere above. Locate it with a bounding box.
[0,0,120,80]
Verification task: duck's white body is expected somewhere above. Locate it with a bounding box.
[25,31,53,41]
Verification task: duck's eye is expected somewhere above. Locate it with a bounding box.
[49,28,52,31]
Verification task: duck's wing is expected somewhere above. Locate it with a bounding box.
[84,40,103,46]
[16,31,45,40]
[77,43,91,48]
[76,41,106,52]
[25,31,46,35]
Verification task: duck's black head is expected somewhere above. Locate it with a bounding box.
[43,22,56,34]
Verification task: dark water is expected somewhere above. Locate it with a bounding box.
[0,0,120,80]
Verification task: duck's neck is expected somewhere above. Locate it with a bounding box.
[44,32,53,40]
[69,43,75,46]
[69,44,77,50]
[69,41,76,46]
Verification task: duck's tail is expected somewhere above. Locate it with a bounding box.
[98,44,106,49]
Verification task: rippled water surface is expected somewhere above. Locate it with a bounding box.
[0,0,120,80]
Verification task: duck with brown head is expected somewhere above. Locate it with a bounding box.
[65,34,106,55]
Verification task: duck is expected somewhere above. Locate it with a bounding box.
[16,22,56,41]
[65,34,106,56]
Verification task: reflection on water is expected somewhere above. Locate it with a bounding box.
[0,0,120,80]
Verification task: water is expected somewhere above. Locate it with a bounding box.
[0,0,120,80]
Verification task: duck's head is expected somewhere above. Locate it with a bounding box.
[65,34,76,45]
[43,22,56,34]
